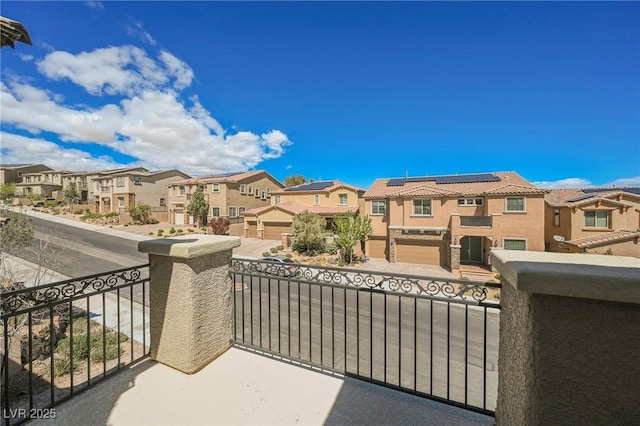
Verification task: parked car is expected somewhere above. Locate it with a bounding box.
[260,256,299,277]
[33,198,63,207]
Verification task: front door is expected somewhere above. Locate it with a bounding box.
[461,236,483,263]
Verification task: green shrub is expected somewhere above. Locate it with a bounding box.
[177,229,184,234]
[187,228,194,233]
[148,232,154,236]
[73,209,85,215]
[157,229,164,237]
[285,253,293,259]
[124,223,129,227]
[270,247,278,253]
[324,243,338,255]
[276,245,284,251]
[169,227,176,234]
[262,251,271,257]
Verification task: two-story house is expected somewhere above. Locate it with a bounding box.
[94,168,190,214]
[168,171,284,231]
[363,172,546,268]
[14,169,69,197]
[243,181,365,240]
[545,187,640,257]
[0,163,52,186]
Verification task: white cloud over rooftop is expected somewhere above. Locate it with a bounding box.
[1,44,291,176]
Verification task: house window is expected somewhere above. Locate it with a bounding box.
[116,177,125,187]
[133,176,141,185]
[240,184,246,194]
[211,207,220,218]
[413,199,432,216]
[238,207,246,216]
[255,188,261,198]
[458,198,483,206]
[275,195,281,204]
[505,196,525,212]
[160,198,166,206]
[504,239,527,250]
[584,211,609,228]
[261,191,266,200]
[372,200,386,215]
[266,187,271,196]
[212,183,220,193]
[314,194,320,206]
[179,186,185,196]
[553,209,560,226]
[339,194,348,205]
[118,197,125,208]
[228,206,238,218]
[248,185,254,195]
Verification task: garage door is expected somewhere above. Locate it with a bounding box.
[367,237,387,259]
[246,221,257,238]
[395,239,445,266]
[175,212,185,225]
[263,222,292,240]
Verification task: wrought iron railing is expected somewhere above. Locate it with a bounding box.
[230,258,500,416]
[1,265,150,426]
[460,216,492,227]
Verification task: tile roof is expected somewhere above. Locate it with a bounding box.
[271,181,364,195]
[364,172,540,198]
[170,171,265,185]
[565,230,640,249]
[244,201,357,217]
[546,188,640,207]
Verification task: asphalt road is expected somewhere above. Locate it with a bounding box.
[17,216,147,278]
[232,272,500,413]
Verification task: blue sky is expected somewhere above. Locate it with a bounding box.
[1,1,639,189]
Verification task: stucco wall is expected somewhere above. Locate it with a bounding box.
[493,251,640,425]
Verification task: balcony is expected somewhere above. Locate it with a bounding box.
[460,216,492,227]
[2,239,639,425]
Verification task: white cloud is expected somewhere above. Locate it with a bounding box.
[19,54,34,62]
[159,51,194,90]
[533,178,592,189]
[1,44,292,176]
[534,176,640,189]
[603,176,640,187]
[37,46,168,96]
[84,1,104,11]
[286,165,293,170]
[126,20,157,47]
[0,132,122,170]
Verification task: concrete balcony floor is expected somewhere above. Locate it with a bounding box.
[31,347,493,426]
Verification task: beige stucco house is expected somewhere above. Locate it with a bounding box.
[167,171,284,231]
[243,181,365,240]
[363,172,546,268]
[14,169,69,197]
[93,168,190,214]
[0,163,52,186]
[545,187,640,257]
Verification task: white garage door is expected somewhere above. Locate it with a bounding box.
[175,212,185,225]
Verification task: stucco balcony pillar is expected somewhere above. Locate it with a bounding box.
[491,250,640,425]
[138,235,241,374]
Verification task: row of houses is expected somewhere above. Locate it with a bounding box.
[2,163,639,267]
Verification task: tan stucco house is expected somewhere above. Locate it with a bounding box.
[93,168,190,214]
[167,171,284,230]
[14,169,69,197]
[243,181,365,240]
[363,172,546,268]
[545,187,640,258]
[0,163,52,186]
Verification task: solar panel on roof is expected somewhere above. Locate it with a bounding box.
[386,173,500,187]
[568,193,596,202]
[284,181,334,192]
[386,178,407,187]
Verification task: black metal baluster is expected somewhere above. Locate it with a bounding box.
[370,292,373,379]
[49,305,55,404]
[117,288,121,370]
[259,277,263,348]
[297,281,301,359]
[28,311,34,409]
[447,302,451,401]
[465,305,469,405]
[102,293,107,376]
[130,285,134,362]
[278,279,281,354]
[68,303,74,394]
[142,280,147,350]
[250,275,254,346]
[344,288,347,373]
[413,298,417,392]
[308,284,312,362]
[398,295,401,388]
[267,278,271,351]
[429,300,433,395]
[233,274,237,341]
[483,307,488,411]
[356,289,360,375]
[288,280,291,357]
[331,286,335,370]
[320,284,324,367]
[86,298,91,386]
[3,319,9,426]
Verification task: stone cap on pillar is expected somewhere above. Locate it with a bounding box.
[139,235,241,259]
[490,250,640,304]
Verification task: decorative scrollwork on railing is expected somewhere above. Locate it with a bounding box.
[231,259,496,303]
[1,265,147,317]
